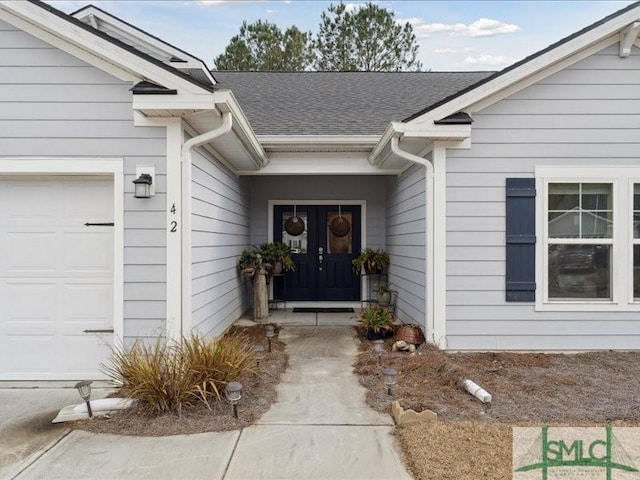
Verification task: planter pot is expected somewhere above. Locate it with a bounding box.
[364,264,382,275]
[272,261,283,275]
[365,328,394,341]
[377,292,391,304]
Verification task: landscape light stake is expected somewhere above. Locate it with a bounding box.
[372,340,384,364]
[382,368,397,396]
[265,324,275,353]
[74,380,93,418]
[225,382,243,419]
[253,344,266,367]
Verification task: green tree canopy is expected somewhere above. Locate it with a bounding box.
[214,20,313,71]
[314,3,422,72]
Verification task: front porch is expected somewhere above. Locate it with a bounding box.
[235,171,428,330]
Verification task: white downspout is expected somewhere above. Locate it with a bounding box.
[390,135,437,346]
[179,111,232,337]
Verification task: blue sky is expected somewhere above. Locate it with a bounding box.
[49,0,634,71]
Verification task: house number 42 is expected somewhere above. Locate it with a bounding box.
[170,203,178,232]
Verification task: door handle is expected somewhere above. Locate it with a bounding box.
[83,329,114,333]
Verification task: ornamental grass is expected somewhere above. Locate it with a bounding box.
[105,332,255,414]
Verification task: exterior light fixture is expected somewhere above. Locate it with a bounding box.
[225,382,243,418]
[372,339,384,363]
[382,368,397,396]
[253,344,266,367]
[265,324,275,352]
[132,173,153,198]
[74,380,93,418]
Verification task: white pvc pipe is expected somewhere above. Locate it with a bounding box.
[462,379,492,403]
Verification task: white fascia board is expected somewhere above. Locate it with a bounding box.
[215,90,268,167]
[258,135,379,150]
[408,6,640,126]
[133,93,220,112]
[0,2,210,94]
[72,6,216,86]
[134,90,267,168]
[237,154,400,176]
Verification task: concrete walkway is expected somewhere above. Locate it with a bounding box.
[4,324,411,480]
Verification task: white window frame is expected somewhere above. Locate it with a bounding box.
[535,166,640,312]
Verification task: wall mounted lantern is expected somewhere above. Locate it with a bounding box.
[133,173,153,198]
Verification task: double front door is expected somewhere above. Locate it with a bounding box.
[274,205,361,301]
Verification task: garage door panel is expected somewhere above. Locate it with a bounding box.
[4,231,57,275]
[5,335,55,374]
[3,181,57,221]
[64,180,112,220]
[63,283,113,331]
[63,231,113,275]
[58,335,113,375]
[5,282,57,335]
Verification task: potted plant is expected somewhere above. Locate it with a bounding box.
[359,305,394,340]
[259,242,295,275]
[376,284,392,304]
[352,248,390,275]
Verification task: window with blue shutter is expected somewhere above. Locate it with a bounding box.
[506,178,536,301]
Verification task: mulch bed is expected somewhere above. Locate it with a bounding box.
[354,326,640,480]
[355,328,640,424]
[74,325,288,436]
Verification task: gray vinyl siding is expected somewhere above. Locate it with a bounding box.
[0,20,167,342]
[446,42,640,350]
[247,175,388,249]
[190,145,251,336]
[386,164,426,326]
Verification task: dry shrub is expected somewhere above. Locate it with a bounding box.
[105,334,255,414]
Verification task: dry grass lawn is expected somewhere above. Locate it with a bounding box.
[354,328,640,479]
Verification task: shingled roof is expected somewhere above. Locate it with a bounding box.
[213,71,494,136]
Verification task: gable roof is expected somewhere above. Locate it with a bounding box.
[213,71,493,136]
[403,0,640,124]
[26,0,214,92]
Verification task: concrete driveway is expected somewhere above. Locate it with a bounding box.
[0,388,111,479]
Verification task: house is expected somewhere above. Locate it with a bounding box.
[2,0,640,381]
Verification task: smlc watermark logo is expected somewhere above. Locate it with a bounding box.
[513,427,640,479]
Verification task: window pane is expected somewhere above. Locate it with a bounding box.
[548,244,611,299]
[549,183,579,210]
[282,211,308,253]
[548,211,579,238]
[580,211,612,238]
[581,183,612,209]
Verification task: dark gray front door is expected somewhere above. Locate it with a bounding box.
[274,205,361,301]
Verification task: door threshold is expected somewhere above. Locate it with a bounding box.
[285,301,360,309]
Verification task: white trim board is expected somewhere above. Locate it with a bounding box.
[0,157,125,348]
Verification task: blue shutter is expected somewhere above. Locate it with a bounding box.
[506,178,536,302]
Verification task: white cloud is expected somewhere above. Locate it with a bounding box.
[406,17,520,38]
[463,54,515,67]
[433,47,475,54]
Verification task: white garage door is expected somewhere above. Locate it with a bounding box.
[0,175,114,380]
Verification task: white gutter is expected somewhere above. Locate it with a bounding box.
[389,135,437,345]
[179,111,232,337]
